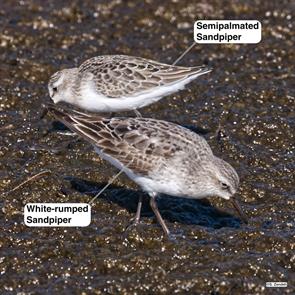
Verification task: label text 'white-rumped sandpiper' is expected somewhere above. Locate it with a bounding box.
[24,203,91,227]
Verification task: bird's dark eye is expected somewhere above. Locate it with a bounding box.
[52,87,57,92]
[221,182,229,190]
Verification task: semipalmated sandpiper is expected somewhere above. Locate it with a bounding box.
[48,55,211,113]
[49,106,247,236]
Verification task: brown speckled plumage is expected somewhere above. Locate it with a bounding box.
[78,55,210,98]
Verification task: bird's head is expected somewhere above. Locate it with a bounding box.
[48,68,78,104]
[211,156,240,200]
[197,156,247,223]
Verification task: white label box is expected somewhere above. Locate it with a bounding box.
[24,203,91,227]
[194,20,261,44]
[266,282,287,288]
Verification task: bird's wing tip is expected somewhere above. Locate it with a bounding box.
[46,103,68,119]
[193,65,213,73]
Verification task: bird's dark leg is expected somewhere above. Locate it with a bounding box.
[149,195,170,236]
[125,195,143,232]
[133,195,143,224]
[134,109,142,118]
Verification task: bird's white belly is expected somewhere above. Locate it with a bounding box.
[94,146,184,196]
[78,77,197,112]
[134,175,185,196]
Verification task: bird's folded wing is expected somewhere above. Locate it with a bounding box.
[79,55,210,98]
[49,107,211,176]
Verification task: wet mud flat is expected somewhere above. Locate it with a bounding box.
[0,0,294,294]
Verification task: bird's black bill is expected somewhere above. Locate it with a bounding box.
[39,104,49,120]
[231,197,248,224]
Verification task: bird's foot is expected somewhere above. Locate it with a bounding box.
[124,217,143,233]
